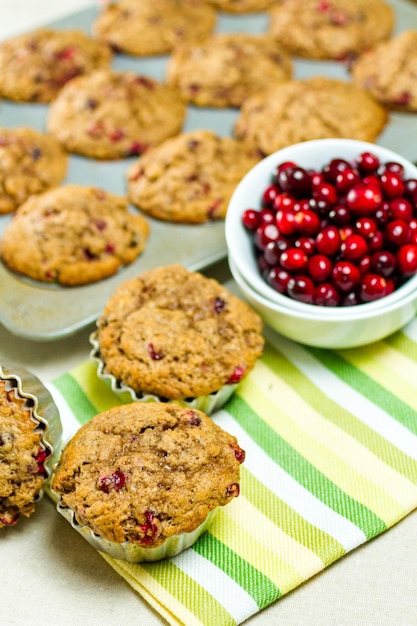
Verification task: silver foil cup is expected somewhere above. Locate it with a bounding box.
[51,495,218,562]
[89,330,238,415]
[0,361,63,516]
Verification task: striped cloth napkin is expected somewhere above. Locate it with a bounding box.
[50,319,417,626]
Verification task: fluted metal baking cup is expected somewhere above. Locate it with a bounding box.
[89,331,238,415]
[53,500,218,563]
[0,361,63,483]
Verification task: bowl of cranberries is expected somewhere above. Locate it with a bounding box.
[225,139,417,348]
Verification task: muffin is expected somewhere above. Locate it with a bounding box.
[0,126,68,214]
[351,30,417,112]
[127,130,259,223]
[0,185,150,286]
[0,361,62,528]
[90,264,264,413]
[93,0,217,56]
[46,70,186,160]
[208,0,276,13]
[267,0,394,61]
[0,28,112,103]
[166,33,293,108]
[51,402,245,562]
[233,76,388,158]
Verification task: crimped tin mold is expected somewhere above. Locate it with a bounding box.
[89,330,238,415]
[52,494,218,563]
[0,361,63,522]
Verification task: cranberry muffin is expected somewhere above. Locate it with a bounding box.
[91,264,264,413]
[127,130,259,223]
[0,185,150,286]
[0,28,112,103]
[0,127,68,214]
[46,70,186,160]
[0,361,62,528]
[234,77,388,157]
[267,0,394,61]
[52,402,244,561]
[351,30,417,112]
[93,0,217,56]
[166,33,293,108]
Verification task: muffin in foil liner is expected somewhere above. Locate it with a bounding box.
[0,361,62,527]
[89,330,238,415]
[51,498,218,563]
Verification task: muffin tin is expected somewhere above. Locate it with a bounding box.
[0,1,416,339]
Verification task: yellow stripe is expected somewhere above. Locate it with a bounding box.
[100,554,202,626]
[214,498,323,593]
[240,364,417,521]
[71,361,125,412]
[339,344,417,412]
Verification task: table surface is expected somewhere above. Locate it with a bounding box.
[1,3,417,625]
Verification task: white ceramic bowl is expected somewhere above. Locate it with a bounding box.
[225,139,417,348]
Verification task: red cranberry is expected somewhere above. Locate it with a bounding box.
[360,274,389,302]
[340,234,368,261]
[328,204,351,226]
[276,209,296,235]
[227,366,245,384]
[355,217,377,239]
[346,183,382,215]
[384,219,411,246]
[276,166,312,198]
[98,470,126,493]
[380,171,405,199]
[389,197,413,221]
[380,161,405,177]
[396,244,417,277]
[242,208,261,230]
[358,254,372,276]
[287,275,315,303]
[356,151,380,174]
[313,182,338,207]
[332,261,361,292]
[314,283,340,306]
[294,236,315,256]
[259,208,275,224]
[322,158,351,183]
[266,267,291,293]
[254,223,279,250]
[336,168,361,193]
[371,250,396,277]
[262,185,279,207]
[294,209,321,236]
[316,225,341,256]
[280,248,307,272]
[273,192,296,212]
[307,254,332,282]
[230,443,246,464]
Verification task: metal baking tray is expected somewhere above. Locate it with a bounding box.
[0,0,416,340]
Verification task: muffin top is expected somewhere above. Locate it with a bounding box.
[127,129,259,223]
[52,402,244,546]
[233,76,388,157]
[93,0,217,56]
[0,28,112,103]
[0,185,150,286]
[96,264,264,399]
[0,126,68,214]
[351,30,417,112]
[166,33,293,108]
[0,380,46,528]
[46,70,186,160]
[267,0,394,61]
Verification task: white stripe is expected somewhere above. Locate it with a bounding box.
[173,549,259,624]
[46,382,81,442]
[267,331,417,462]
[214,411,367,552]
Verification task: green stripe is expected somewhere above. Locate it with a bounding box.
[385,330,417,364]
[309,347,417,438]
[142,560,235,625]
[262,343,417,486]
[228,394,386,540]
[194,531,280,609]
[241,467,345,566]
[53,373,97,425]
